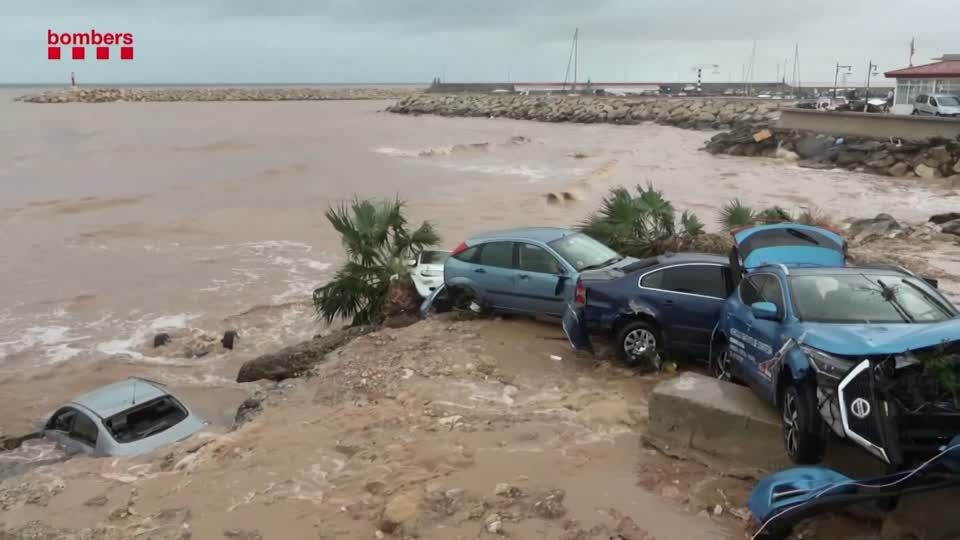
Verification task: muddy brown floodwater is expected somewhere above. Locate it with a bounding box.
[4,90,956,538]
[3,92,960,433]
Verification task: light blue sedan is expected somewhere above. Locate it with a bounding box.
[423,227,638,318]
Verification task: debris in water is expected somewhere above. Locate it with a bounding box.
[153,333,171,348]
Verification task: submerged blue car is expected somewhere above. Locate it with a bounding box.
[712,224,960,468]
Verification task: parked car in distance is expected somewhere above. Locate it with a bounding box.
[713,263,959,468]
[407,249,450,298]
[912,94,960,117]
[562,253,734,367]
[435,227,637,318]
[43,377,207,457]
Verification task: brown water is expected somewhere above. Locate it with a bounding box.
[3,90,959,434]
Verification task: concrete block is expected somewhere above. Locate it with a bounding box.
[645,372,791,472]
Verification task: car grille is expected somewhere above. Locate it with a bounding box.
[838,352,960,467]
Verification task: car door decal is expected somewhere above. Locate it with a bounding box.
[730,327,773,355]
[755,338,796,382]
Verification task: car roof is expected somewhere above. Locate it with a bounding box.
[468,227,573,243]
[656,252,729,265]
[67,377,170,419]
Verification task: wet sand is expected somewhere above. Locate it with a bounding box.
[3,92,960,436]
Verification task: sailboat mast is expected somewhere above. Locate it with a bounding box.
[573,28,579,91]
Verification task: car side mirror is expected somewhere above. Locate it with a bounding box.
[751,301,780,321]
[406,259,417,267]
[921,276,939,289]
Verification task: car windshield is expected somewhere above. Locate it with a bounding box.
[104,396,188,443]
[547,233,619,272]
[937,96,960,106]
[790,273,955,324]
[420,251,449,265]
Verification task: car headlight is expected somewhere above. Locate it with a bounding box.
[799,345,854,380]
[420,269,439,277]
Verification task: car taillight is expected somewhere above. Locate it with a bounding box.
[574,278,586,307]
[451,241,468,256]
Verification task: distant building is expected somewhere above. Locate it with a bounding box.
[885,54,960,115]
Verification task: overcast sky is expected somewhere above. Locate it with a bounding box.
[1,0,956,85]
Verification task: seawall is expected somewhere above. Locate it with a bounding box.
[16,87,420,103]
[386,93,785,130]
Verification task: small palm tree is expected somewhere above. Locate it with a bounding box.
[314,198,439,326]
[717,199,756,231]
[579,183,704,257]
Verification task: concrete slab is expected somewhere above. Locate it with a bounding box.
[645,372,791,473]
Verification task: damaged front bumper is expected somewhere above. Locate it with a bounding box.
[815,349,960,467]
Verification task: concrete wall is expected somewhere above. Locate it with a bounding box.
[778,108,960,141]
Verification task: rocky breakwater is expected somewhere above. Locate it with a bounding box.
[705,124,960,183]
[387,93,784,131]
[16,86,419,104]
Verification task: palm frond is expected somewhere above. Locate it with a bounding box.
[718,199,756,231]
[756,206,794,224]
[680,211,705,236]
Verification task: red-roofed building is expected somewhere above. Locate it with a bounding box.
[885,54,960,114]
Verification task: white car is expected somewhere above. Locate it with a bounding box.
[408,250,450,298]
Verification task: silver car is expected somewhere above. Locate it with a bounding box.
[912,94,960,117]
[43,377,206,457]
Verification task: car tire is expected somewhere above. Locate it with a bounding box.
[449,286,489,315]
[616,320,662,371]
[911,109,919,115]
[710,341,738,383]
[781,381,826,464]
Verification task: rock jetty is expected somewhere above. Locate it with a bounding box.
[16,86,419,104]
[387,93,783,131]
[705,125,960,182]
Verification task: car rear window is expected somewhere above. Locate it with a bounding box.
[105,396,188,444]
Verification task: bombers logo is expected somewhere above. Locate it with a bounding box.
[47,29,134,61]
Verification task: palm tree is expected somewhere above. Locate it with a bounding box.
[579,183,706,257]
[717,198,756,231]
[314,198,439,326]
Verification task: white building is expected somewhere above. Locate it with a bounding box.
[885,54,960,115]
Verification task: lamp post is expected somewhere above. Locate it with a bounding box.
[863,61,879,112]
[834,62,853,100]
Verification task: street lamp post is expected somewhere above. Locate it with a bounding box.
[863,60,879,112]
[834,62,853,100]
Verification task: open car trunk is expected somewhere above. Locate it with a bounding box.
[732,224,846,273]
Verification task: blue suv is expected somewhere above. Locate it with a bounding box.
[713,224,960,468]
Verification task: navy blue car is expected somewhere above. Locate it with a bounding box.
[562,252,735,367]
[713,224,960,468]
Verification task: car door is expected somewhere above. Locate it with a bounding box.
[915,95,927,114]
[639,263,731,354]
[474,241,519,310]
[729,274,788,402]
[929,96,940,114]
[515,242,569,316]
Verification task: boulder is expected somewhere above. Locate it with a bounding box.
[797,159,835,170]
[928,145,954,166]
[794,135,832,159]
[836,150,867,167]
[379,491,421,534]
[888,162,910,177]
[930,212,960,225]
[236,325,375,383]
[940,219,960,236]
[914,163,941,179]
[846,214,902,244]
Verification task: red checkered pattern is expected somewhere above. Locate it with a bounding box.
[47,46,134,60]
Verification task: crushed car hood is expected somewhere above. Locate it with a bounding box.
[798,318,960,356]
[578,256,641,281]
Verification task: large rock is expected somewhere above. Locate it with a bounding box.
[929,212,960,225]
[914,163,941,179]
[379,491,421,534]
[236,325,376,383]
[940,219,960,236]
[846,214,902,244]
[836,150,867,167]
[794,135,832,160]
[888,162,910,177]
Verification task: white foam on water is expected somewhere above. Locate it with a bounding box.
[307,261,332,271]
[149,313,199,331]
[375,146,423,158]
[45,344,84,364]
[441,163,554,181]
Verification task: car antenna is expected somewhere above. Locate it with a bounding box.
[132,378,138,405]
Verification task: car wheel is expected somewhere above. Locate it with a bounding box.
[781,381,826,464]
[448,286,489,315]
[617,320,662,370]
[710,341,736,382]
[911,109,919,115]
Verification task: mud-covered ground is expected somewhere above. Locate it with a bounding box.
[0,317,879,540]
